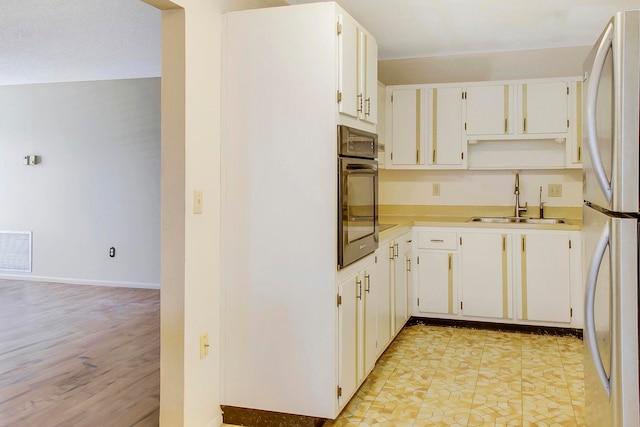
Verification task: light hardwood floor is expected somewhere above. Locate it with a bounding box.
[0,279,160,427]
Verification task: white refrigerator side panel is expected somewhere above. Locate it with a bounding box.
[223,4,339,418]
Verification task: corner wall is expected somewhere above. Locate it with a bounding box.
[0,78,160,287]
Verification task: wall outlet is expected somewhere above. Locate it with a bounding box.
[200,333,209,359]
[432,183,441,196]
[548,184,562,198]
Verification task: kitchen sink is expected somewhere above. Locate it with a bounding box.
[520,218,566,224]
[469,217,565,224]
[470,217,514,223]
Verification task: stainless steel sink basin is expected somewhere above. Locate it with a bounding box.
[521,218,566,224]
[470,217,514,223]
[469,217,565,224]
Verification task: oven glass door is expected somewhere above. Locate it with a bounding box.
[339,157,378,268]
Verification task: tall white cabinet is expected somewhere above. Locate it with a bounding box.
[223,3,377,420]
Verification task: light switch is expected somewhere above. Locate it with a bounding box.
[193,190,203,214]
[433,183,441,196]
[200,333,209,359]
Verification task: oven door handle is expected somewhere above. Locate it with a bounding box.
[344,165,377,174]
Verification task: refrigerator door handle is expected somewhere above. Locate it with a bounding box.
[585,22,613,204]
[585,221,611,397]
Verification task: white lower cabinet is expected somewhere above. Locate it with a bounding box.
[416,230,459,315]
[373,244,392,358]
[336,241,396,409]
[417,251,458,315]
[515,232,572,323]
[337,272,359,408]
[391,232,413,334]
[361,259,379,379]
[414,226,579,327]
[460,232,512,319]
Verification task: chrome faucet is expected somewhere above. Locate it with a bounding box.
[514,173,527,217]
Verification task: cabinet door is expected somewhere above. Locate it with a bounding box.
[338,13,358,118]
[568,80,583,167]
[518,233,571,323]
[417,251,457,315]
[429,87,464,166]
[520,81,569,134]
[393,233,412,332]
[390,89,424,166]
[360,31,378,124]
[466,84,511,135]
[460,232,510,319]
[363,261,378,376]
[375,243,392,355]
[338,274,359,407]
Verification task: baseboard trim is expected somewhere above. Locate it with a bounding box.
[0,274,160,290]
[221,406,326,427]
[406,316,583,339]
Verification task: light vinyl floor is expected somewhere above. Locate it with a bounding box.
[325,323,584,427]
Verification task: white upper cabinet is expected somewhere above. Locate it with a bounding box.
[567,80,583,168]
[386,86,465,169]
[338,13,378,125]
[465,84,513,136]
[338,13,358,119]
[518,81,569,135]
[361,31,378,124]
[389,88,424,166]
[385,76,581,170]
[428,86,465,167]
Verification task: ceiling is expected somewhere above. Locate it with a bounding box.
[4,0,640,86]
[287,0,640,59]
[0,0,160,86]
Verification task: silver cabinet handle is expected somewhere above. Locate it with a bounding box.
[393,243,399,258]
[365,97,371,116]
[364,274,371,293]
[585,221,611,397]
[430,239,444,243]
[406,257,411,272]
[356,277,362,300]
[585,22,613,204]
[357,93,364,113]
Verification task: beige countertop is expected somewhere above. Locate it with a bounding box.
[378,205,582,239]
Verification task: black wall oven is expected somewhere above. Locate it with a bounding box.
[338,125,379,269]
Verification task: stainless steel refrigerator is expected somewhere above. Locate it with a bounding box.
[583,10,640,427]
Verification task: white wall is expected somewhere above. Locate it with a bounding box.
[380,169,582,208]
[141,0,225,426]
[0,78,160,287]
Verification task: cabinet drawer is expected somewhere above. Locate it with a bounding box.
[418,231,457,250]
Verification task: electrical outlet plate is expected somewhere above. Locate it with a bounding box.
[548,184,562,198]
[200,333,209,359]
[433,183,440,196]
